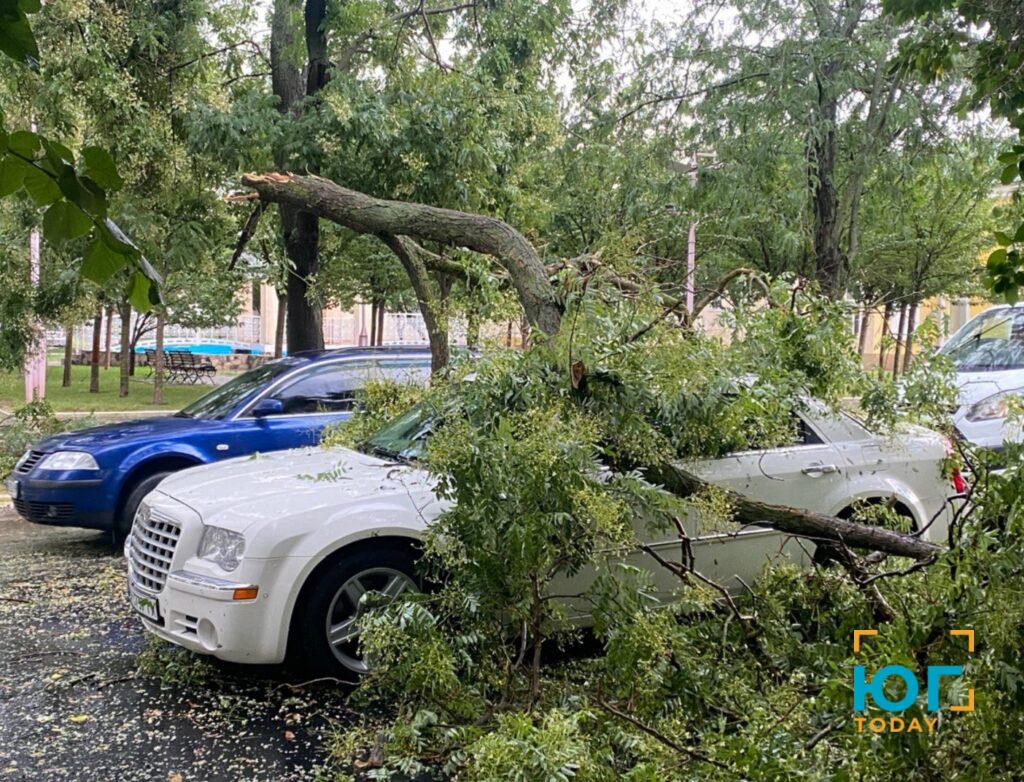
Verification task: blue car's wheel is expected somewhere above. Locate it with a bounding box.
[115,471,171,543]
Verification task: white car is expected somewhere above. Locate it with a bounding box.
[941,304,1024,451]
[126,401,957,675]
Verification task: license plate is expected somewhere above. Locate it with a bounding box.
[128,583,161,623]
[5,477,19,499]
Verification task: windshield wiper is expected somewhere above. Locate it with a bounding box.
[366,444,401,461]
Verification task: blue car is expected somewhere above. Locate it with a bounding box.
[7,346,433,539]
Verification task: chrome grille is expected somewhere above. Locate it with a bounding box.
[129,508,181,593]
[15,450,45,474]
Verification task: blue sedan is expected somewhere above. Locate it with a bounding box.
[7,346,432,539]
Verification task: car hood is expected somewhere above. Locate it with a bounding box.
[955,370,1024,408]
[36,415,212,451]
[156,446,431,532]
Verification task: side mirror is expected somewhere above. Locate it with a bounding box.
[251,397,284,418]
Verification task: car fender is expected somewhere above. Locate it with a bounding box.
[116,443,210,496]
[827,476,929,529]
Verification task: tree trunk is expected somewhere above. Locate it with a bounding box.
[271,0,328,355]
[520,314,531,350]
[857,307,870,358]
[467,308,480,350]
[62,323,74,387]
[369,300,378,346]
[381,235,450,373]
[241,173,563,335]
[376,298,385,346]
[89,306,102,393]
[902,301,918,372]
[878,300,893,374]
[281,206,324,353]
[118,301,131,397]
[153,310,165,406]
[274,291,287,358]
[892,303,907,379]
[103,304,113,369]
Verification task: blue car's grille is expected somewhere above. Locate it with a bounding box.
[15,450,45,474]
[13,498,75,522]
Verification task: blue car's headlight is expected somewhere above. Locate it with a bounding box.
[198,525,246,572]
[39,451,100,470]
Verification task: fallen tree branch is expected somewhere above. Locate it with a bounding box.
[645,462,942,561]
[595,697,729,769]
[240,172,561,333]
[229,202,265,270]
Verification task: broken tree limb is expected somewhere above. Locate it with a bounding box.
[240,172,563,334]
[645,462,942,561]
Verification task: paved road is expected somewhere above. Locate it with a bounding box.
[0,508,354,782]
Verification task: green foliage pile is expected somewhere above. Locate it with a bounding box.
[320,379,427,450]
[313,285,1018,780]
[0,400,91,476]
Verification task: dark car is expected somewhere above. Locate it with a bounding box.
[6,346,432,539]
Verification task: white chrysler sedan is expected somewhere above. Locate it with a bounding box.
[126,402,957,675]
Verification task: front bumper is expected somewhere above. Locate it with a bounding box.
[128,556,295,665]
[7,472,114,529]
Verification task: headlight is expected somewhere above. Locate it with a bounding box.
[198,525,246,572]
[38,451,100,470]
[965,389,1023,422]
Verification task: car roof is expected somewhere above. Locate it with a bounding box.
[287,346,433,364]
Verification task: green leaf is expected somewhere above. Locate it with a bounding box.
[0,154,28,196]
[22,166,61,205]
[1015,222,1024,243]
[128,271,154,312]
[0,14,39,70]
[42,138,74,167]
[80,238,126,286]
[42,201,92,245]
[7,129,38,157]
[1001,163,1019,185]
[0,128,7,152]
[80,146,122,191]
[58,168,106,218]
[995,231,1012,246]
[17,0,42,12]
[987,248,1008,269]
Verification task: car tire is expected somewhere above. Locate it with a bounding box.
[292,543,421,677]
[115,471,172,544]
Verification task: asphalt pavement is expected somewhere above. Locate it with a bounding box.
[0,507,355,782]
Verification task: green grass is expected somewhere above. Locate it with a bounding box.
[0,364,213,413]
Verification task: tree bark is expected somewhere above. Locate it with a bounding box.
[89,306,102,393]
[902,301,918,372]
[118,301,131,397]
[274,290,287,358]
[62,322,73,387]
[153,310,165,406]
[382,234,450,373]
[103,304,113,369]
[241,173,563,335]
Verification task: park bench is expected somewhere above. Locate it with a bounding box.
[141,348,217,384]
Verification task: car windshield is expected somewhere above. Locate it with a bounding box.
[940,308,1024,371]
[177,358,304,419]
[359,403,435,461]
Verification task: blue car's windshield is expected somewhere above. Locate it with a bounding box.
[178,359,304,420]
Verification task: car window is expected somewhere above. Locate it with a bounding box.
[940,308,1024,371]
[269,361,381,415]
[794,414,823,446]
[178,358,304,420]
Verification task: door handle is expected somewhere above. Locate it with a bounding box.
[802,463,838,476]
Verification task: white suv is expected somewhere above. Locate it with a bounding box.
[126,401,956,676]
[940,304,1024,451]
